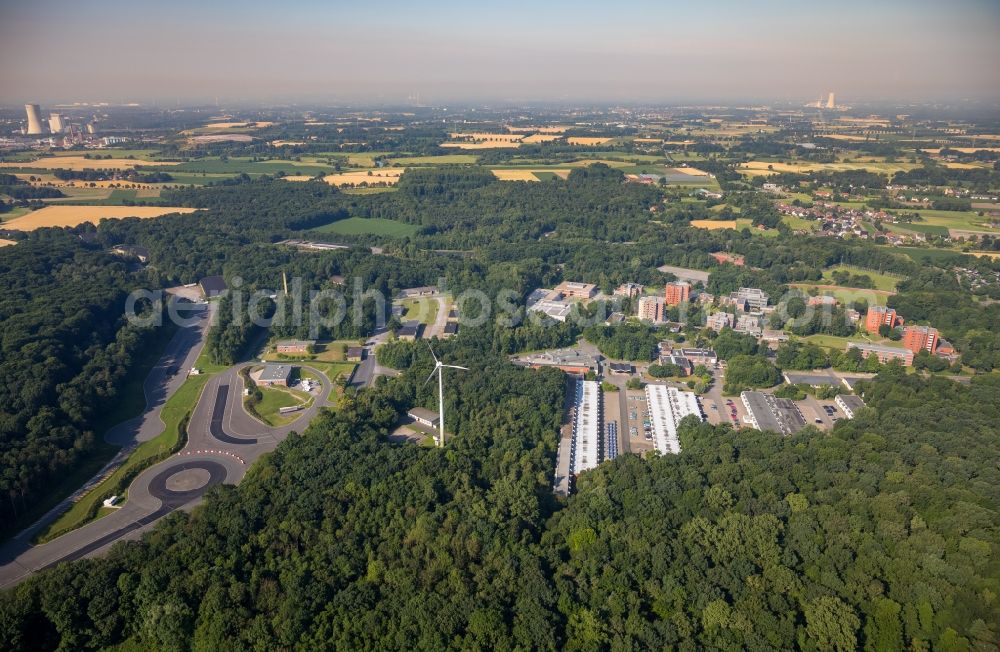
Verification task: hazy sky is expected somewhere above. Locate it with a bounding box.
[2,0,998,105]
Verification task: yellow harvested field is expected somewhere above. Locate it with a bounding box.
[441,141,521,149]
[669,166,708,176]
[0,156,178,171]
[506,126,569,134]
[944,162,992,170]
[0,239,16,247]
[690,219,737,230]
[970,251,1000,260]
[521,134,563,143]
[282,175,315,182]
[321,169,405,187]
[819,134,873,141]
[634,138,664,143]
[567,137,612,146]
[3,205,198,231]
[449,132,523,143]
[492,170,541,181]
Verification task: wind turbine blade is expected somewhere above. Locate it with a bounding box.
[442,365,469,371]
[423,367,437,386]
[426,342,439,364]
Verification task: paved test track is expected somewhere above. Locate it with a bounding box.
[46,461,227,565]
[0,354,332,588]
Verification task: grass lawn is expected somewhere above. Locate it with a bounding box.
[37,371,213,543]
[821,265,903,292]
[312,216,418,237]
[398,297,440,325]
[781,215,816,231]
[0,206,33,222]
[789,284,891,307]
[880,246,972,265]
[803,333,889,350]
[255,385,312,427]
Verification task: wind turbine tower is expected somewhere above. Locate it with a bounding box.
[424,345,467,447]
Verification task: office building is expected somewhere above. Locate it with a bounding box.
[741,391,807,436]
[847,341,914,366]
[835,395,866,419]
[570,380,602,474]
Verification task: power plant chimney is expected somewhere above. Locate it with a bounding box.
[25,104,45,135]
[825,92,836,109]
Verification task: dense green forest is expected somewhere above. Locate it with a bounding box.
[0,233,165,535]
[1,165,999,650]
[2,344,997,650]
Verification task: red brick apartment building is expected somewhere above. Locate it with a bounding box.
[865,306,901,334]
[664,281,691,306]
[902,325,939,354]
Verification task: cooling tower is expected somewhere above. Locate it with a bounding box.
[25,103,45,135]
[48,113,65,134]
[826,92,836,109]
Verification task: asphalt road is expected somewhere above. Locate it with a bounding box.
[0,349,332,589]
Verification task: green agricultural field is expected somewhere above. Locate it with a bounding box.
[313,216,418,237]
[821,264,903,291]
[387,154,477,166]
[531,171,559,181]
[341,186,398,195]
[885,222,951,238]
[891,208,1000,233]
[150,157,335,176]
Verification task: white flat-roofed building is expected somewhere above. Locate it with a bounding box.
[835,394,866,418]
[645,385,703,455]
[570,380,602,474]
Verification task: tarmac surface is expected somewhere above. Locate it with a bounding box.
[0,331,332,588]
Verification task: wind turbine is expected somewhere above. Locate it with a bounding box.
[423,345,467,447]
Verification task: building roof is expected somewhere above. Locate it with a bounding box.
[608,362,634,373]
[741,391,806,436]
[847,341,912,356]
[836,394,866,413]
[259,364,292,382]
[408,407,440,423]
[199,275,227,296]
[276,339,315,347]
[397,321,421,337]
[443,322,459,334]
[346,346,364,356]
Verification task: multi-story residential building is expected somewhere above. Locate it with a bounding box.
[613,283,643,298]
[664,281,691,306]
[637,296,664,322]
[865,306,900,334]
[901,325,939,354]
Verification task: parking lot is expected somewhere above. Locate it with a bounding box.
[624,389,655,454]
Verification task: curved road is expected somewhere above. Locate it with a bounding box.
[0,343,333,588]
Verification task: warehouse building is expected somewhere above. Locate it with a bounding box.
[645,385,703,455]
[570,380,602,474]
[740,391,807,436]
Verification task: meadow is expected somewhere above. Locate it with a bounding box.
[312,216,418,237]
[821,264,902,291]
[1,156,181,171]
